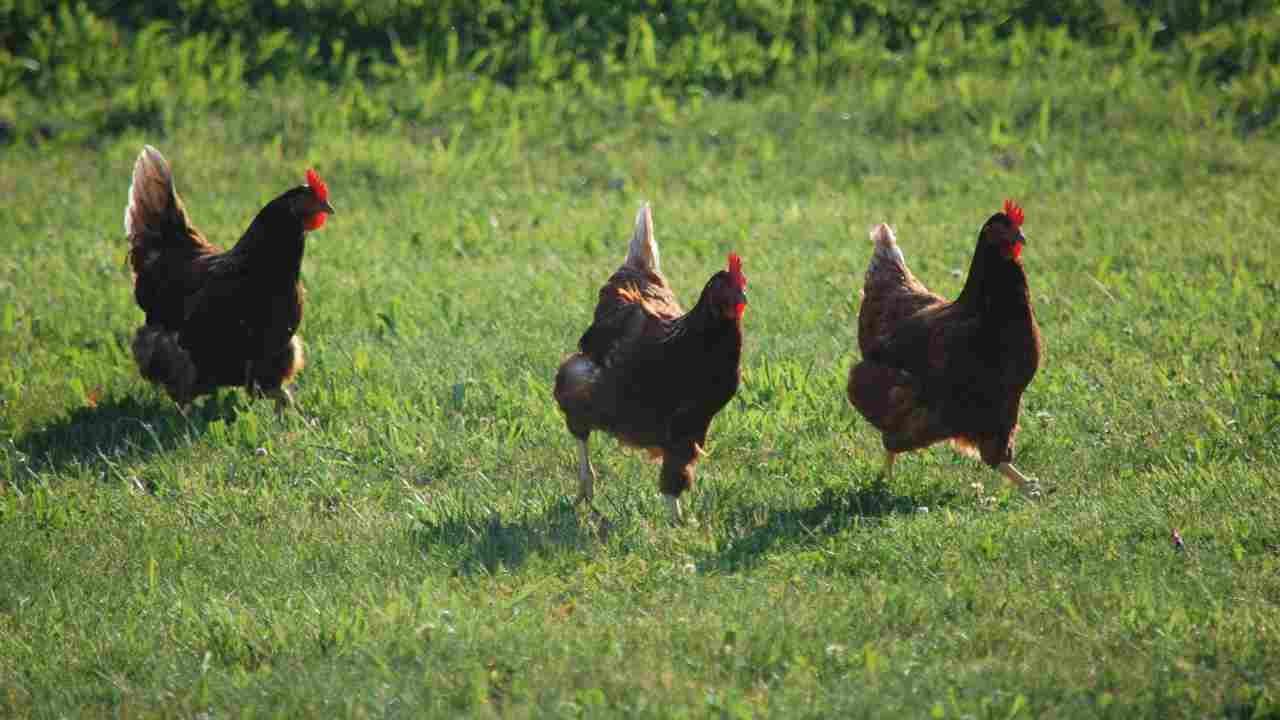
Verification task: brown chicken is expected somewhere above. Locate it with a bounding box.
[848,200,1042,495]
[124,145,335,411]
[554,204,747,523]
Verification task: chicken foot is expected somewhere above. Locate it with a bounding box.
[997,462,1042,498]
[880,451,1041,499]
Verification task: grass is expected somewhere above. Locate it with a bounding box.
[2,19,1280,718]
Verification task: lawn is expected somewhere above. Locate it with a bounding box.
[1,4,1279,717]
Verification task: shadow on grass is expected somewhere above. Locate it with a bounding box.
[410,497,596,575]
[711,481,958,572]
[8,392,244,490]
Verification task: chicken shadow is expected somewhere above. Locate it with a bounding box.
[708,481,958,572]
[8,392,245,490]
[411,497,598,575]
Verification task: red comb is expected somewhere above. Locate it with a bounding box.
[1003,199,1024,228]
[306,169,328,203]
[727,252,746,290]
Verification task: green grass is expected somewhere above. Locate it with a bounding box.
[3,15,1280,718]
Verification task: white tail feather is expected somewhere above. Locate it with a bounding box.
[623,202,660,272]
[124,145,175,242]
[867,222,906,273]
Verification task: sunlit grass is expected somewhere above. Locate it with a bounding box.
[1,17,1279,717]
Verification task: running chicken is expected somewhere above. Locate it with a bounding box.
[554,204,747,522]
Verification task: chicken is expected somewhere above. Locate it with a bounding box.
[123,145,335,411]
[848,200,1042,495]
[554,204,747,523]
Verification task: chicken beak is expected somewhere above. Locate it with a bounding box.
[320,200,337,215]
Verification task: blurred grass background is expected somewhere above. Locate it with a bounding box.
[1,1,1277,145]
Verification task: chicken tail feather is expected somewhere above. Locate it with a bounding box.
[124,145,208,279]
[866,223,906,276]
[623,202,660,273]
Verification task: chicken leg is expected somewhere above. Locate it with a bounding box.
[245,357,295,414]
[664,495,683,524]
[264,386,294,414]
[881,451,897,482]
[575,436,597,506]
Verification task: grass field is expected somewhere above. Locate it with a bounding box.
[2,7,1280,718]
